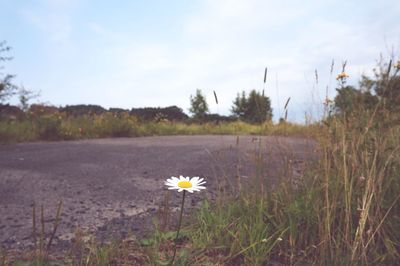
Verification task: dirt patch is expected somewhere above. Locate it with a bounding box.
[0,135,316,251]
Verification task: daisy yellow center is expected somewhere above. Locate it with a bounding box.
[178,180,192,188]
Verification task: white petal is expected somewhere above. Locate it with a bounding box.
[197,179,206,183]
[178,188,183,192]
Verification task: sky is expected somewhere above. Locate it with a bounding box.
[1,0,399,122]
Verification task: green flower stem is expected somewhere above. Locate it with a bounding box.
[170,190,186,266]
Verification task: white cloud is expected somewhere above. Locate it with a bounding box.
[19,0,79,44]
[21,10,72,43]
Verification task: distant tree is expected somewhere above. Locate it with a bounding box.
[0,41,17,103]
[18,86,40,111]
[334,85,378,114]
[189,89,209,120]
[358,60,400,112]
[231,91,247,118]
[246,90,273,123]
[231,89,272,123]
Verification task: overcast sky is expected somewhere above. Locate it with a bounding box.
[1,0,399,122]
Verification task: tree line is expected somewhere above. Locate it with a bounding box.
[189,88,273,123]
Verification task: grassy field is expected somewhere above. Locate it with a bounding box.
[0,112,312,143]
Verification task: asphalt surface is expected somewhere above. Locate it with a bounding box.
[0,135,316,250]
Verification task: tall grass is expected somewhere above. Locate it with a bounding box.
[176,104,399,265]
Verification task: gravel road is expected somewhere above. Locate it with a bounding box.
[0,135,315,251]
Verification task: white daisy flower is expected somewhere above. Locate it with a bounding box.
[165,175,206,193]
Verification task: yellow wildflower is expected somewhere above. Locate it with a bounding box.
[336,72,349,80]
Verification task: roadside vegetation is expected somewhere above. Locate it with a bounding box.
[0,112,311,143]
